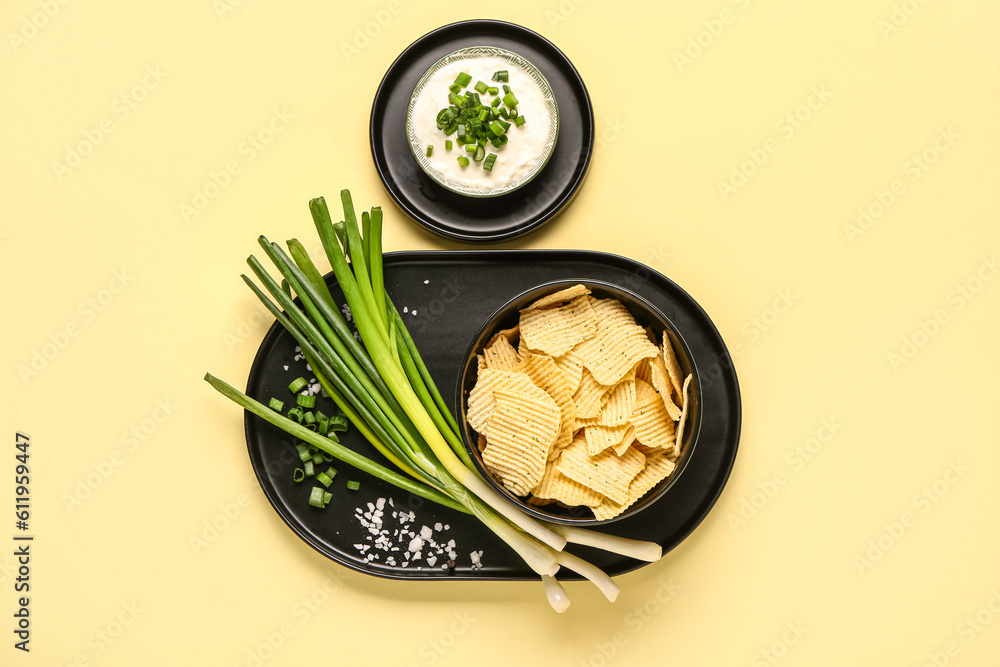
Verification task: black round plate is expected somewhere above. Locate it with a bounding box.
[370,20,595,243]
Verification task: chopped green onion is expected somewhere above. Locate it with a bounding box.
[489,121,507,136]
[312,451,324,465]
[454,71,471,87]
[474,81,488,94]
[513,115,526,127]
[502,92,519,108]
[487,86,499,95]
[308,486,326,507]
[346,480,361,491]
[448,82,461,94]
[288,377,307,393]
[268,397,284,412]
[322,491,332,505]
[472,145,485,162]
[445,140,452,150]
[316,471,333,487]
[426,145,433,157]
[303,410,317,428]
[287,407,304,423]
[325,466,337,480]
[491,97,501,108]
[509,108,518,119]
[327,414,349,432]
[316,415,329,435]
[293,468,305,482]
[492,70,508,82]
[303,460,315,476]
[296,442,312,462]
[297,393,316,408]
[483,153,497,171]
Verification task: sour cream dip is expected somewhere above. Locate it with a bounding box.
[407,47,559,197]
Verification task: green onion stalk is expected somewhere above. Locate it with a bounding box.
[204,190,661,609]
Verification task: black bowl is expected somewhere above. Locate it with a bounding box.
[456,279,701,526]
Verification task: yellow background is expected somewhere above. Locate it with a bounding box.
[2,1,999,665]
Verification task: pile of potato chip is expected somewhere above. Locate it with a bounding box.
[466,284,694,521]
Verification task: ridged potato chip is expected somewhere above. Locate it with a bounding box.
[574,298,658,385]
[519,296,597,357]
[523,353,577,451]
[593,451,677,520]
[659,331,685,397]
[557,435,645,505]
[598,376,636,427]
[524,284,591,311]
[630,379,676,450]
[483,333,523,372]
[675,374,693,458]
[583,423,631,456]
[530,460,604,508]
[552,349,584,395]
[572,368,611,419]
[466,369,540,434]
[649,355,683,421]
[482,388,560,496]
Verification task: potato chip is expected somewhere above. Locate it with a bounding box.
[466,369,540,434]
[529,462,604,508]
[524,284,591,311]
[552,349,584,395]
[483,333,523,372]
[634,357,652,383]
[572,368,611,419]
[583,423,631,456]
[660,332,685,397]
[574,299,658,385]
[649,354,683,421]
[477,433,487,453]
[488,324,520,346]
[522,352,577,451]
[593,451,676,520]
[630,379,676,450]
[519,296,597,357]
[674,374,692,457]
[476,354,486,375]
[482,388,560,496]
[613,424,637,456]
[598,376,636,427]
[557,435,645,505]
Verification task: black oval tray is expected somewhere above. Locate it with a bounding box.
[244,250,741,581]
[369,20,595,243]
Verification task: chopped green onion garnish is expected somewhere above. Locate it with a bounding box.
[326,430,340,442]
[316,471,333,487]
[454,72,472,87]
[325,466,337,480]
[303,460,315,476]
[502,92,519,108]
[293,468,305,483]
[490,121,507,136]
[327,414,349,432]
[303,410,317,427]
[513,115,526,127]
[473,145,485,162]
[445,140,453,150]
[457,155,470,168]
[474,81,488,94]
[316,415,329,435]
[487,86,499,95]
[448,83,461,94]
[492,70,508,82]
[296,442,312,462]
[490,97,501,108]
[308,486,326,507]
[268,397,284,412]
[288,377,307,393]
[509,108,518,119]
[322,491,332,505]
[287,407,304,423]
[297,393,316,408]
[426,145,433,157]
[346,480,361,491]
[483,153,497,171]
[312,451,324,465]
